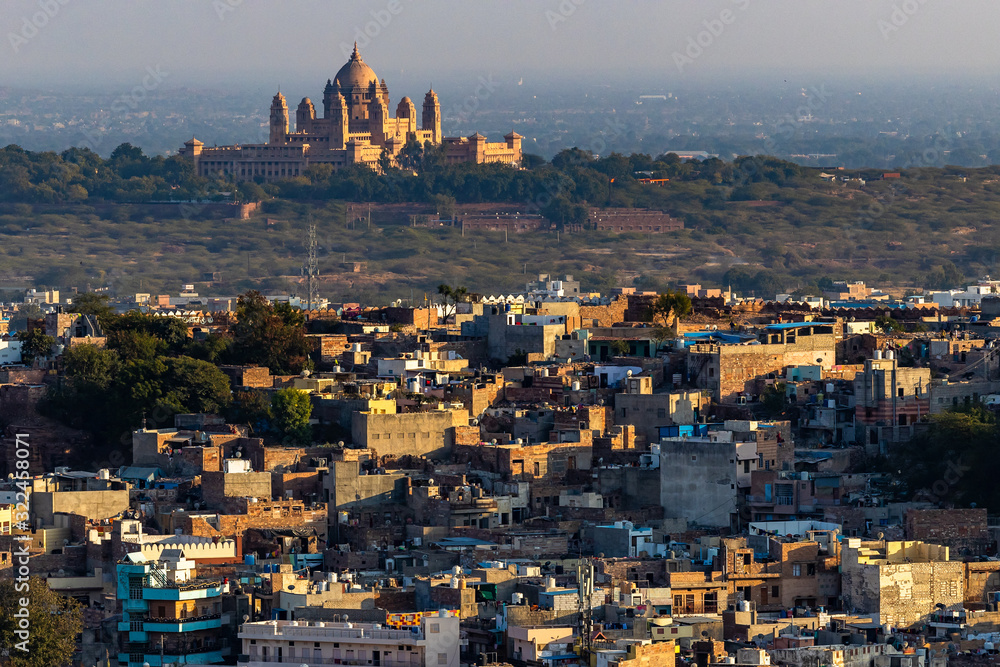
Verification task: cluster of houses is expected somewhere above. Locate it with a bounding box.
[3,275,1000,667]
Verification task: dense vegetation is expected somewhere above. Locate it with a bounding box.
[0,577,82,667]
[3,141,1000,300]
[44,292,314,462]
[887,406,1000,512]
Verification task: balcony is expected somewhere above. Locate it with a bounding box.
[240,621,424,643]
[119,647,228,666]
[142,583,224,601]
[143,613,224,632]
[745,496,794,506]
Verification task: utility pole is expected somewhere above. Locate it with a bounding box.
[577,559,594,658]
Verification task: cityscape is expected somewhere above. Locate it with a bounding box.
[4,3,1000,667]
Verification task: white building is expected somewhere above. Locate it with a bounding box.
[0,339,22,365]
[237,612,460,667]
[931,279,1000,308]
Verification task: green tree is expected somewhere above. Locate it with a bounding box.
[0,576,82,667]
[889,406,999,509]
[61,344,119,389]
[610,339,631,356]
[760,382,789,418]
[271,388,312,444]
[437,284,468,319]
[15,329,54,363]
[106,329,165,362]
[875,315,904,333]
[648,290,693,326]
[68,292,116,325]
[229,388,272,431]
[162,357,232,416]
[229,291,311,374]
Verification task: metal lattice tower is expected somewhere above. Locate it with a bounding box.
[305,222,318,310]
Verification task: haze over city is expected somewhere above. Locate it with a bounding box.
[3,0,999,88]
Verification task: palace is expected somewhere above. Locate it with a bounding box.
[178,44,522,180]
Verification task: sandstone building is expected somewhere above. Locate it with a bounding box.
[179,44,522,179]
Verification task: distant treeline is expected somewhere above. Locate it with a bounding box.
[0,139,826,222]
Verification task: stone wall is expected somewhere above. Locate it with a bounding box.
[580,296,629,328]
[906,508,990,556]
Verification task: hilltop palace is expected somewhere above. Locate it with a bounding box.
[178,44,522,180]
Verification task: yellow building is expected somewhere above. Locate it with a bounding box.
[180,44,522,179]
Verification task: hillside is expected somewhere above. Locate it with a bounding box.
[2,144,1000,300]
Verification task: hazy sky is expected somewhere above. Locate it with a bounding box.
[2,0,996,90]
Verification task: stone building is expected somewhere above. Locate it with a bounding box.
[180,45,521,178]
[688,323,837,403]
[853,350,931,452]
[840,538,963,628]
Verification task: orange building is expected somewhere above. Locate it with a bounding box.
[180,45,521,179]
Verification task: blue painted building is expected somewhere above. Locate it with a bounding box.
[117,550,229,666]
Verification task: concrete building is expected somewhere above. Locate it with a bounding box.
[615,378,706,446]
[237,611,460,667]
[507,625,576,665]
[841,538,963,628]
[853,350,931,452]
[660,432,739,530]
[688,323,837,403]
[180,45,521,179]
[593,521,658,558]
[351,407,469,459]
[117,551,229,667]
[0,338,22,364]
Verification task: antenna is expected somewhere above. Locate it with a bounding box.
[304,221,318,310]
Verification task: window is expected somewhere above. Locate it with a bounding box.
[898,388,904,398]
[657,408,666,418]
[430,623,440,634]
[793,564,801,576]
[772,585,779,598]
[438,653,448,664]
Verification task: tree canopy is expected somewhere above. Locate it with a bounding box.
[0,576,82,667]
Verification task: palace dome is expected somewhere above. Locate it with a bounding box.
[335,43,379,90]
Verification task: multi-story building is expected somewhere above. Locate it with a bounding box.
[179,45,521,179]
[688,322,837,403]
[237,611,460,667]
[840,538,963,629]
[117,551,229,667]
[853,350,931,452]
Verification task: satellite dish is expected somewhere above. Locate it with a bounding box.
[235,452,242,458]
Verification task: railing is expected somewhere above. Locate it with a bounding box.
[147,612,221,624]
[240,625,424,642]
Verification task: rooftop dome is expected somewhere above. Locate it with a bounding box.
[335,43,379,91]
